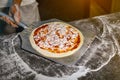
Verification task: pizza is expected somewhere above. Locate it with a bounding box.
[29,22,84,58]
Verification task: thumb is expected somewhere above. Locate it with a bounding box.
[14,4,21,23]
[14,10,20,23]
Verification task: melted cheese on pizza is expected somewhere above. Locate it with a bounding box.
[33,22,81,53]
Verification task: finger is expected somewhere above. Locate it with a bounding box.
[13,4,21,23]
[10,22,18,27]
[3,16,18,27]
[14,10,20,23]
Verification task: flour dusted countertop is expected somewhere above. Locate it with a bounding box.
[1,12,120,80]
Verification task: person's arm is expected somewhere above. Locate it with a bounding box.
[10,0,22,26]
[1,0,22,27]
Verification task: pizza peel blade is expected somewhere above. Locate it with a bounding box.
[19,19,97,66]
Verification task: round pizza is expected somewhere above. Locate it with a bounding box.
[29,22,84,58]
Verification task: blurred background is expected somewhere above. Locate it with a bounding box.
[36,0,120,21]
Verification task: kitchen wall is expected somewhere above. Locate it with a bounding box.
[90,0,120,17]
[37,0,90,21]
[36,0,120,21]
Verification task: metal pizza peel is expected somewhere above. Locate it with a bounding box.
[0,12,97,66]
[19,19,97,66]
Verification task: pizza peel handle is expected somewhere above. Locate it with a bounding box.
[0,12,28,29]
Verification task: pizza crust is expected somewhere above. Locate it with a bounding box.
[29,22,84,58]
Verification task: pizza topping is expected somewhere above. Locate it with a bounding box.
[33,22,81,53]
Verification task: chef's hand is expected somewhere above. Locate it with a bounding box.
[2,4,21,28]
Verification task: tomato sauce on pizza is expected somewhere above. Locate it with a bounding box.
[32,22,81,53]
